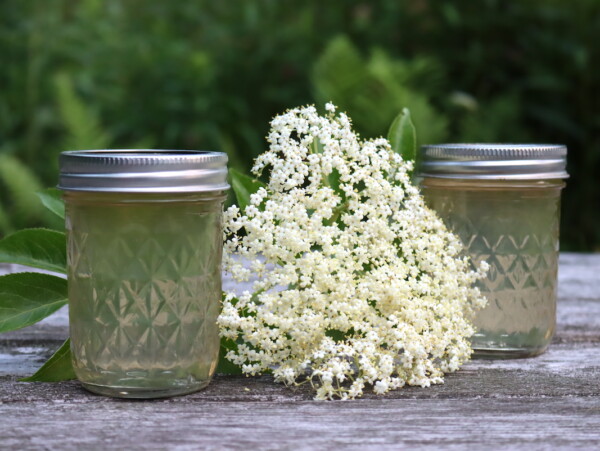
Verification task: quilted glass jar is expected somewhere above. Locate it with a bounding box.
[59,150,229,397]
[417,144,568,358]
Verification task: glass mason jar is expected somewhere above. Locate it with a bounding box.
[417,144,568,358]
[59,150,229,397]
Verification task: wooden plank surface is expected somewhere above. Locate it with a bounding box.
[1,254,599,450]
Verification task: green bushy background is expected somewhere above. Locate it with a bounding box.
[1,0,599,250]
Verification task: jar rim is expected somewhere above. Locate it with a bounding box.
[58,149,230,193]
[417,143,568,180]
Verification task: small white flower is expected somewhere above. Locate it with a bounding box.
[373,379,389,395]
[217,104,487,400]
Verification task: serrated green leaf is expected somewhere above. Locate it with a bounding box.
[229,167,266,211]
[36,188,65,220]
[388,108,417,162]
[20,338,76,382]
[0,273,67,333]
[216,337,243,375]
[0,229,66,273]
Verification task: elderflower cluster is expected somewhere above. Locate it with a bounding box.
[218,104,487,400]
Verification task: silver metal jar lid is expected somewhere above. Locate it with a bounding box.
[417,143,568,180]
[58,150,230,192]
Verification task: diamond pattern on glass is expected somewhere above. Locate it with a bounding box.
[423,184,562,351]
[67,198,222,390]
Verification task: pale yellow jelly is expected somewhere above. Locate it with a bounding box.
[65,191,225,397]
[420,178,564,358]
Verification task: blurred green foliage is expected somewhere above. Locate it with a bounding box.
[1,0,599,250]
[313,36,447,146]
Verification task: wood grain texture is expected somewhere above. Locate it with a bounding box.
[1,253,599,450]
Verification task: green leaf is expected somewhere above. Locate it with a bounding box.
[311,137,344,195]
[0,229,66,273]
[55,72,111,150]
[0,273,67,333]
[0,155,46,227]
[229,167,266,211]
[20,339,76,382]
[325,329,347,343]
[388,108,417,162]
[216,337,243,375]
[328,168,343,197]
[0,202,12,236]
[36,188,65,220]
[310,137,324,154]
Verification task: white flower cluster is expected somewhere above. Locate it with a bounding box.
[218,104,488,400]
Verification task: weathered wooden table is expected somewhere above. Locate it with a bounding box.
[1,253,599,450]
